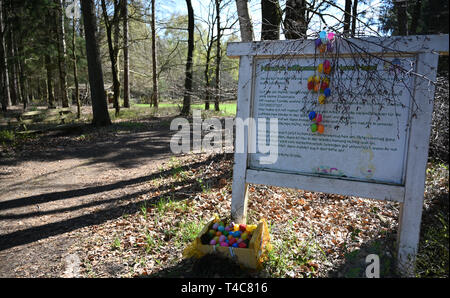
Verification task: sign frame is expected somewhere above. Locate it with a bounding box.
[227,34,449,276]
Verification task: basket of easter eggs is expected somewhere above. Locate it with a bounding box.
[182,216,271,270]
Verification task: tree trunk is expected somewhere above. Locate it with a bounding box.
[343,0,352,36]
[284,0,307,39]
[81,0,111,126]
[122,0,129,108]
[181,0,194,116]
[0,0,11,111]
[351,0,358,36]
[214,0,221,111]
[72,14,80,118]
[151,0,158,108]
[45,53,55,108]
[394,0,408,35]
[409,0,422,35]
[6,27,18,106]
[261,0,282,40]
[235,0,254,41]
[56,0,69,107]
[204,38,213,111]
[101,0,120,116]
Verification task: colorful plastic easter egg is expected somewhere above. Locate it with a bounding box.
[226,239,229,243]
[317,124,324,134]
[314,75,320,83]
[317,63,323,73]
[219,235,226,242]
[208,229,216,236]
[220,242,229,247]
[246,225,257,232]
[234,231,242,238]
[307,76,314,83]
[210,239,216,245]
[216,231,222,237]
[315,38,322,47]
[239,224,247,232]
[313,83,320,92]
[241,232,248,240]
[233,224,239,232]
[323,60,331,69]
[218,226,224,232]
[319,44,327,53]
[307,81,314,90]
[223,230,228,236]
[237,238,243,244]
[311,123,318,132]
[316,113,322,123]
[213,236,220,242]
[328,32,335,40]
[319,31,327,39]
[308,111,316,121]
[320,81,329,91]
[232,243,238,248]
[319,94,326,104]
[324,88,331,97]
[215,243,220,248]
[229,238,236,245]
[212,223,219,230]
[324,66,331,75]
[238,242,247,248]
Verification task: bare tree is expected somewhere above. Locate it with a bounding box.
[151,0,158,108]
[0,0,10,111]
[55,0,69,107]
[122,0,130,108]
[72,13,80,118]
[181,0,194,115]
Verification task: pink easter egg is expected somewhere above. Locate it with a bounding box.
[327,32,335,40]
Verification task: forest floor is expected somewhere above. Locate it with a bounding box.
[0,105,448,278]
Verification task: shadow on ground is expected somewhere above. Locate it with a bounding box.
[0,153,231,251]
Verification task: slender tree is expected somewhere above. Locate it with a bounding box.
[214,0,221,111]
[72,13,80,118]
[351,0,358,36]
[151,0,158,108]
[101,0,121,116]
[395,0,408,35]
[343,0,352,35]
[181,0,194,115]
[122,0,130,108]
[81,0,111,126]
[56,0,69,107]
[0,0,10,111]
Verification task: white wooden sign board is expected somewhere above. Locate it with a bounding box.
[227,34,449,276]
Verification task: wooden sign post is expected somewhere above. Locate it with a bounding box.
[227,35,448,276]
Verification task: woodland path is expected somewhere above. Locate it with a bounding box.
[0,118,176,277]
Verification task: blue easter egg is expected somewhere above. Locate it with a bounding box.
[218,225,225,232]
[319,31,327,39]
[315,38,322,47]
[234,231,241,238]
[309,111,316,121]
[324,88,331,97]
[232,243,238,248]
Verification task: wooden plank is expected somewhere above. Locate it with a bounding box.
[227,34,449,58]
[231,55,254,224]
[396,52,439,277]
[246,169,405,202]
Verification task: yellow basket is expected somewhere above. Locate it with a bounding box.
[183,218,272,270]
